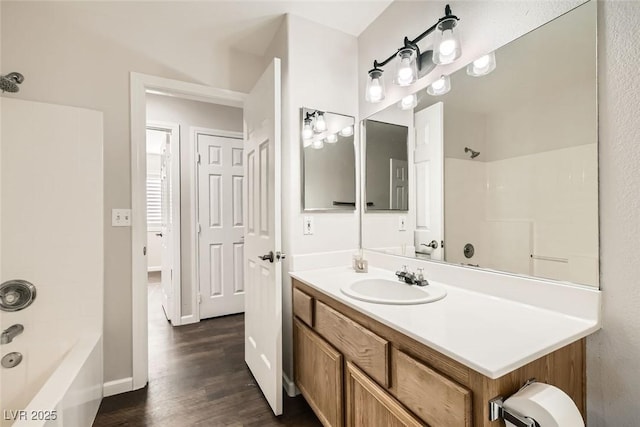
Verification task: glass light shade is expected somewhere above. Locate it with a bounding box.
[302,118,313,139]
[398,94,417,110]
[395,48,418,86]
[314,113,327,132]
[339,125,353,137]
[466,51,496,77]
[433,18,461,65]
[426,75,451,96]
[325,133,338,143]
[312,139,324,149]
[365,69,385,103]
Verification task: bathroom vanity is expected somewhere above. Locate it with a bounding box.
[290,266,598,427]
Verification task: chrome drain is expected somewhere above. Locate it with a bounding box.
[0,280,36,312]
[2,352,23,368]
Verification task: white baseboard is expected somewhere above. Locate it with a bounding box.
[103,377,133,397]
[180,314,198,325]
[283,372,300,397]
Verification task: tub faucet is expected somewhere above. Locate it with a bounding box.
[1,324,24,344]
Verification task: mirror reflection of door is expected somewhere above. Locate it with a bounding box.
[389,158,408,210]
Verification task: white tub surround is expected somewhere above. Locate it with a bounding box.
[290,263,600,379]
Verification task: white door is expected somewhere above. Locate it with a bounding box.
[414,102,444,260]
[147,124,180,324]
[243,58,282,415]
[390,158,409,210]
[197,131,245,319]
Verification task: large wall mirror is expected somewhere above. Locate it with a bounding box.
[301,108,356,211]
[361,1,599,288]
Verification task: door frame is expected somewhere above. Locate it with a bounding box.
[146,120,181,325]
[130,72,246,391]
[190,126,244,324]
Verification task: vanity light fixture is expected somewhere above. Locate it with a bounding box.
[398,93,418,110]
[339,125,354,137]
[467,51,497,77]
[426,75,451,96]
[301,110,327,139]
[365,4,461,103]
[325,133,338,143]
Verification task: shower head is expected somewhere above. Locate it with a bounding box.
[464,147,480,159]
[0,72,24,93]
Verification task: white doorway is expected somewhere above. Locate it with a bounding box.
[130,73,247,391]
[194,129,245,319]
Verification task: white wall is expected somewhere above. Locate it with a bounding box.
[268,14,360,387]
[146,94,243,317]
[0,1,263,383]
[360,1,640,424]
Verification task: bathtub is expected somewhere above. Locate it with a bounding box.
[4,333,103,427]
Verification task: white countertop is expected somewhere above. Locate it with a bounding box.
[290,266,600,379]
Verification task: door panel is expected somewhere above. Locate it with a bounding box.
[414,102,444,260]
[243,58,282,415]
[197,133,244,319]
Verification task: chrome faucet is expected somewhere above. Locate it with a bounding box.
[1,324,24,344]
[395,266,429,287]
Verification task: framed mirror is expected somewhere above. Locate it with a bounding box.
[361,1,599,288]
[364,119,410,211]
[301,108,356,211]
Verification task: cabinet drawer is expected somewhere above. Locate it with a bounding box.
[294,319,343,427]
[315,301,389,387]
[293,287,314,326]
[393,349,472,427]
[346,361,425,427]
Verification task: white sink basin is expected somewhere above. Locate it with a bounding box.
[341,278,447,305]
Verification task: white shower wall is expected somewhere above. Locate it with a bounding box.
[445,143,598,286]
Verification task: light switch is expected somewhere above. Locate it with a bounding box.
[112,209,132,227]
[398,216,407,231]
[303,216,314,235]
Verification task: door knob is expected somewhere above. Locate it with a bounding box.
[424,240,438,249]
[155,232,163,237]
[258,251,274,263]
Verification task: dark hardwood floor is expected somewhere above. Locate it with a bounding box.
[93,280,320,427]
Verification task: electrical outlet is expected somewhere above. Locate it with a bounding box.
[112,208,132,227]
[398,215,407,231]
[303,216,314,235]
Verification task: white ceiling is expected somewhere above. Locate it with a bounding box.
[114,0,394,57]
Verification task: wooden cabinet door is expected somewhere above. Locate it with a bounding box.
[294,319,344,427]
[345,362,425,427]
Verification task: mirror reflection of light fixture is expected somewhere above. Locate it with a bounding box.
[365,4,460,103]
[339,125,353,137]
[314,112,327,132]
[426,75,451,96]
[312,139,324,149]
[325,133,338,143]
[398,93,418,110]
[302,117,313,139]
[467,51,497,77]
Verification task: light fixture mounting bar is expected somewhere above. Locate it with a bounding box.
[370,4,459,72]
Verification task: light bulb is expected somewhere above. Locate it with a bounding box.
[466,51,496,77]
[339,126,353,137]
[314,113,327,132]
[312,139,324,149]
[326,133,338,143]
[395,48,417,86]
[433,18,461,65]
[366,68,385,103]
[302,118,313,139]
[426,75,451,96]
[398,94,417,110]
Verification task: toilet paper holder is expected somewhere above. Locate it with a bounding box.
[489,379,540,427]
